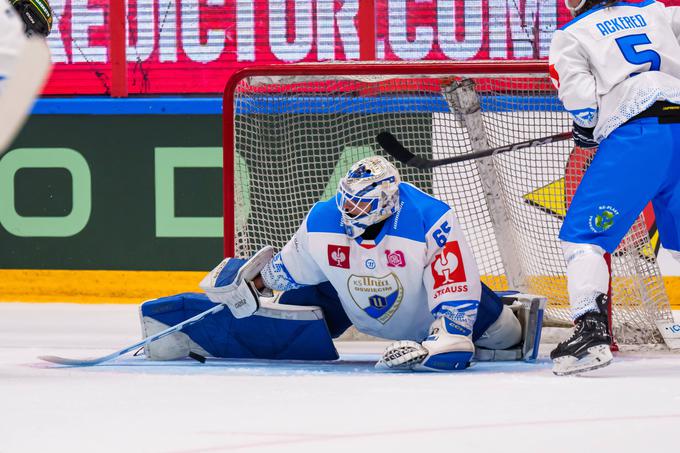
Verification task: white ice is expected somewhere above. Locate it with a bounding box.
[1,303,679,453]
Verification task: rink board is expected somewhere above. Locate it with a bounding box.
[1,96,678,307]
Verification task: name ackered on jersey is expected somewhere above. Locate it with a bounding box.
[549,0,680,141]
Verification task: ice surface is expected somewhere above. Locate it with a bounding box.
[1,303,679,453]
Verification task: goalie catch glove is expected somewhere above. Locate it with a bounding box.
[572,122,598,149]
[199,246,275,318]
[376,316,475,372]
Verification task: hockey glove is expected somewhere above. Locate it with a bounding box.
[376,317,474,372]
[572,122,598,149]
[199,246,275,318]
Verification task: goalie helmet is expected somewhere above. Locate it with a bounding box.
[335,156,401,238]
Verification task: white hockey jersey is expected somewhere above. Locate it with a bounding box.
[260,183,482,341]
[549,0,680,141]
[0,0,27,93]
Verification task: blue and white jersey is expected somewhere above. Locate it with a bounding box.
[549,0,680,141]
[260,183,482,341]
[0,0,26,93]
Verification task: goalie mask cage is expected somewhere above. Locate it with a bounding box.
[223,61,673,345]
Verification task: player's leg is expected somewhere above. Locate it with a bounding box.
[0,37,51,155]
[278,281,353,338]
[651,121,680,262]
[554,118,672,375]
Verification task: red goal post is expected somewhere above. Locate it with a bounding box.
[222,61,673,345]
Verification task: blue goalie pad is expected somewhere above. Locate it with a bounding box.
[473,283,505,342]
[141,293,339,361]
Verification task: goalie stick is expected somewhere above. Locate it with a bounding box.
[377,131,573,169]
[39,304,225,366]
[0,37,52,156]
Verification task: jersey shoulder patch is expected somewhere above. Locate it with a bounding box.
[389,183,451,242]
[306,198,344,234]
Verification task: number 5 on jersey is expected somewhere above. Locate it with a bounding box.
[616,33,661,72]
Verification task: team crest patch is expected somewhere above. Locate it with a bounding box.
[589,205,619,233]
[328,245,350,268]
[385,249,405,267]
[347,273,404,324]
[431,241,467,289]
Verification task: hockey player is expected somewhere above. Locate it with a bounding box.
[549,0,680,375]
[0,0,52,87]
[184,156,534,371]
[0,0,52,153]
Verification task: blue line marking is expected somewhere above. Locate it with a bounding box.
[31,95,563,115]
[32,97,223,115]
[235,95,563,114]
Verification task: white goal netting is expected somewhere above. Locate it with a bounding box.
[224,62,673,344]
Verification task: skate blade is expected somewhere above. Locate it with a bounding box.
[552,344,613,376]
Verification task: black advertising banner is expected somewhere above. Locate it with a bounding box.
[0,102,433,271]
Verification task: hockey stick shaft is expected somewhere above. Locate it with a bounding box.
[39,304,225,366]
[377,131,573,169]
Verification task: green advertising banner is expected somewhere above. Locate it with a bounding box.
[0,114,224,271]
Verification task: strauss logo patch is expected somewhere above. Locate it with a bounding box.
[431,241,467,288]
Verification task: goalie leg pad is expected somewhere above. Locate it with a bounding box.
[473,294,547,362]
[474,305,522,350]
[471,282,505,342]
[141,315,206,361]
[140,292,338,361]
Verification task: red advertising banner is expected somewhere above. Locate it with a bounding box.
[43,0,680,95]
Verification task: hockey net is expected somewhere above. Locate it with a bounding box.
[223,61,674,345]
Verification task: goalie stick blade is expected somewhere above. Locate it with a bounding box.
[38,304,226,367]
[38,355,113,366]
[376,131,433,170]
